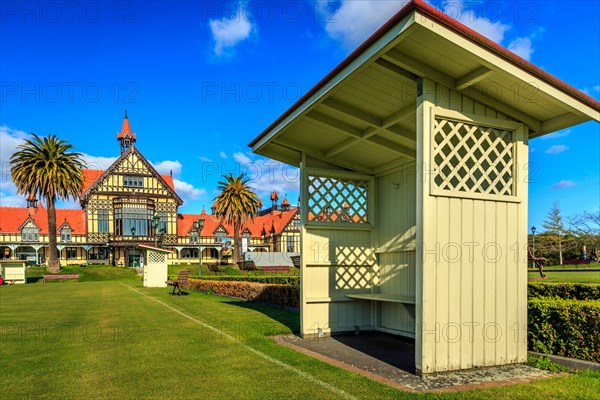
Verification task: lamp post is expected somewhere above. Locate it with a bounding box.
[130,226,136,267]
[242,230,250,259]
[194,217,205,277]
[152,215,160,247]
[531,226,536,269]
[159,228,166,248]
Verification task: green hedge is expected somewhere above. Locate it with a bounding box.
[528,297,600,362]
[528,282,600,300]
[188,275,299,286]
[188,279,300,308]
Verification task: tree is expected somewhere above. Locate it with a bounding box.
[542,201,567,265]
[213,174,259,264]
[10,134,85,272]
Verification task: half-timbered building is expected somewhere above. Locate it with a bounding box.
[0,113,299,266]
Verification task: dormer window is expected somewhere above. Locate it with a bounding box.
[189,231,199,244]
[21,227,39,242]
[61,227,71,242]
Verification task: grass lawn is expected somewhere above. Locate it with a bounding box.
[528,270,600,283]
[1,279,599,399]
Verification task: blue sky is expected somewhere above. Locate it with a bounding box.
[1,0,598,230]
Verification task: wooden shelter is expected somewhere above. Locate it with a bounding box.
[249,0,599,375]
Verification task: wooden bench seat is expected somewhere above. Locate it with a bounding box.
[207,263,222,275]
[166,270,190,296]
[262,265,290,274]
[346,293,415,304]
[42,274,80,283]
[563,259,592,266]
[237,261,258,274]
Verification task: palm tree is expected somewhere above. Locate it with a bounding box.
[213,174,259,264]
[10,134,86,272]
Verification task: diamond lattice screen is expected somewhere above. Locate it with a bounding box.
[307,175,369,224]
[148,252,166,264]
[433,117,515,196]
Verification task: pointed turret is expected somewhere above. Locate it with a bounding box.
[281,195,290,211]
[117,110,137,153]
[270,190,279,212]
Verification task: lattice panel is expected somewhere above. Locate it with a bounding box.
[335,266,371,289]
[433,117,514,196]
[148,252,166,263]
[156,202,177,213]
[307,175,369,223]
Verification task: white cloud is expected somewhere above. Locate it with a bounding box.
[243,158,300,199]
[219,151,228,159]
[545,145,569,155]
[174,179,206,202]
[552,180,575,189]
[81,154,118,170]
[594,85,600,92]
[321,0,511,50]
[199,156,213,162]
[152,160,182,177]
[508,37,534,61]
[233,152,252,165]
[0,126,29,202]
[0,192,26,207]
[322,1,406,49]
[209,3,254,57]
[0,125,28,164]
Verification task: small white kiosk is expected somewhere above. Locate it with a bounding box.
[0,261,27,284]
[137,244,173,288]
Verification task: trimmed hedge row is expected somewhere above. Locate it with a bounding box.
[192,275,299,286]
[528,297,600,362]
[528,282,600,300]
[188,279,300,308]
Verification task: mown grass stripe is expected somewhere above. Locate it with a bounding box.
[123,283,356,400]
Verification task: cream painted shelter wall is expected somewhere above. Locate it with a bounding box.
[415,78,528,375]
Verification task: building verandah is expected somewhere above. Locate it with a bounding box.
[250,0,599,375]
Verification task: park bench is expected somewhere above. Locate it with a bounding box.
[563,259,592,266]
[42,274,80,283]
[207,263,222,275]
[166,270,190,296]
[528,247,546,278]
[237,261,258,275]
[291,256,300,269]
[262,266,290,275]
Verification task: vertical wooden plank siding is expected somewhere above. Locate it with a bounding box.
[418,80,528,374]
[376,170,417,335]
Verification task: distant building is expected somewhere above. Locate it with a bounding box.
[0,113,299,266]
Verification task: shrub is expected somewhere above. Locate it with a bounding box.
[193,275,299,286]
[528,282,600,300]
[188,279,300,308]
[528,297,600,362]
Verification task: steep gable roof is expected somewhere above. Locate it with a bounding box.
[79,146,182,205]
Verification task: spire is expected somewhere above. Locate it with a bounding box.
[117,110,136,153]
[281,195,290,211]
[270,190,279,212]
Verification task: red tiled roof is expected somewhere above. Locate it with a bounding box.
[249,0,599,148]
[178,208,299,238]
[80,169,175,194]
[0,207,85,234]
[282,196,289,206]
[270,190,279,201]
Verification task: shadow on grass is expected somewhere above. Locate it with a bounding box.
[224,300,300,333]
